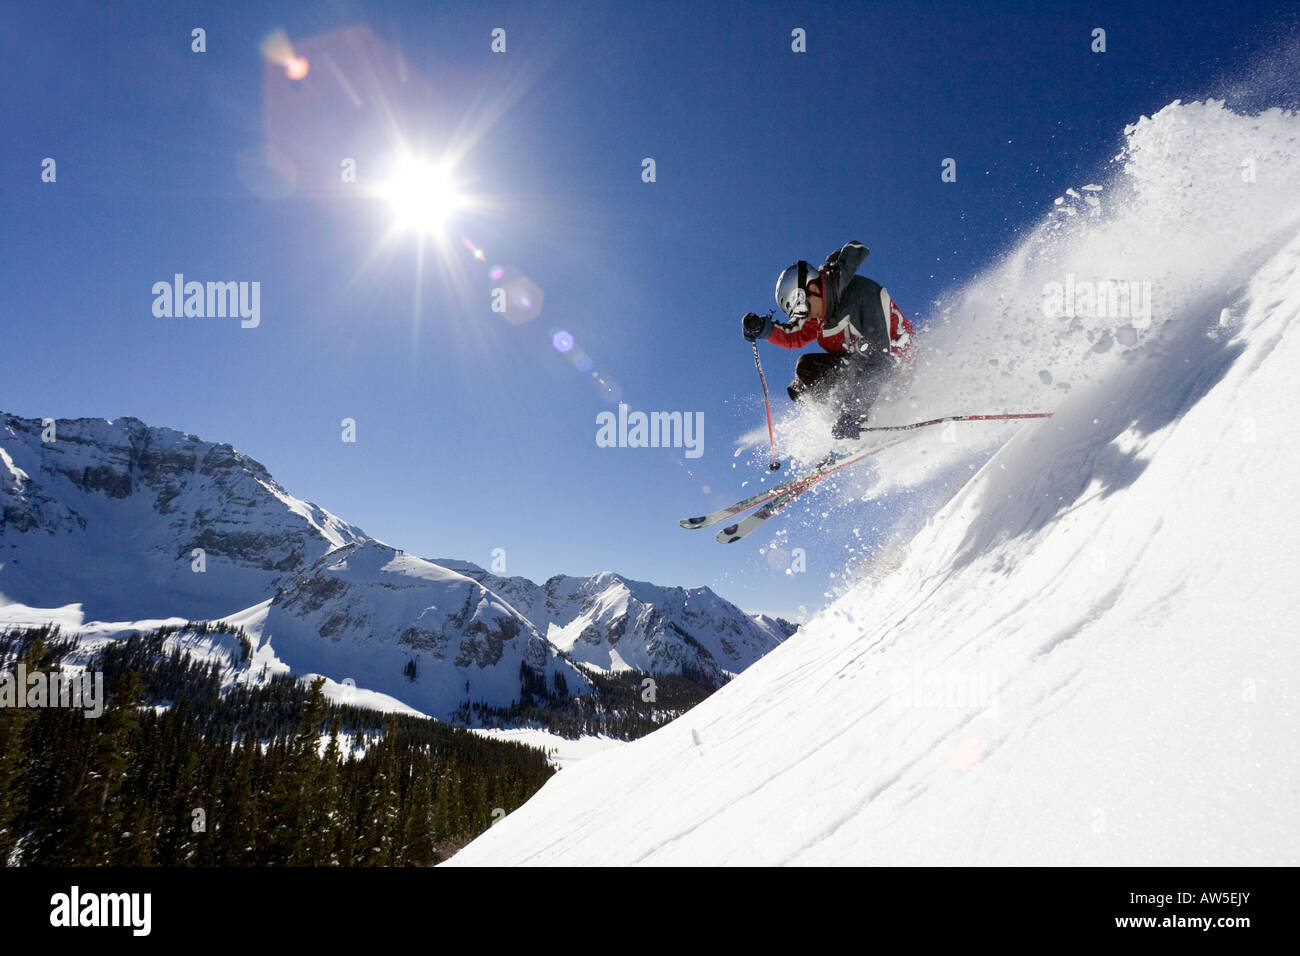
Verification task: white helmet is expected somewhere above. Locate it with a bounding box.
[775,260,817,319]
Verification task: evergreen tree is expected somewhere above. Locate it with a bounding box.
[401,750,437,865]
[361,716,400,865]
[0,636,43,864]
[0,623,558,866]
[316,715,343,865]
[78,669,145,865]
[222,730,260,866]
[269,676,327,864]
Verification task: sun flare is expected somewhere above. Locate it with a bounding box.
[373,157,467,233]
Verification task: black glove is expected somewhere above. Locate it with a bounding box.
[742,312,768,341]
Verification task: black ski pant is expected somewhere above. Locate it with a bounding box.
[787,350,893,421]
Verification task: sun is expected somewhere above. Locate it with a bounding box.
[373,156,467,233]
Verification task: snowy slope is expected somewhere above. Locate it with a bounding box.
[448,101,1300,866]
[437,560,796,684]
[0,415,366,620]
[470,728,626,769]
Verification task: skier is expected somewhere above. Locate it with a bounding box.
[742,241,915,439]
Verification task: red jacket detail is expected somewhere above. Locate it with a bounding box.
[768,298,916,364]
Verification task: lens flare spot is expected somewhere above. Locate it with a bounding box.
[490,266,504,281]
[552,330,574,352]
[947,735,985,772]
[572,352,593,373]
[260,29,309,82]
[592,374,623,403]
[501,275,544,324]
[260,29,294,65]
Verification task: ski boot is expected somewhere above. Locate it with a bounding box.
[830,411,865,440]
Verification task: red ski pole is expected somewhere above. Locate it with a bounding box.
[751,341,781,470]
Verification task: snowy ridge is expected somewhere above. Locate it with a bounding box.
[260,542,591,720]
[0,414,367,620]
[0,602,427,722]
[437,559,796,684]
[448,100,1300,865]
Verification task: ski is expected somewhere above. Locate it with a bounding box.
[678,470,823,530]
[714,435,923,543]
[679,411,1053,536]
[681,433,918,532]
[715,483,813,543]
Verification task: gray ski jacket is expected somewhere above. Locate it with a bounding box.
[759,241,911,365]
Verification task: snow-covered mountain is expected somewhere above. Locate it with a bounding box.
[259,542,590,719]
[0,414,365,621]
[436,559,796,686]
[447,100,1300,865]
[1,414,791,720]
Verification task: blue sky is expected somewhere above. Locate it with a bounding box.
[1,0,1285,619]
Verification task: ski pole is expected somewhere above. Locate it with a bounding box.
[751,341,781,470]
[858,412,1053,433]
